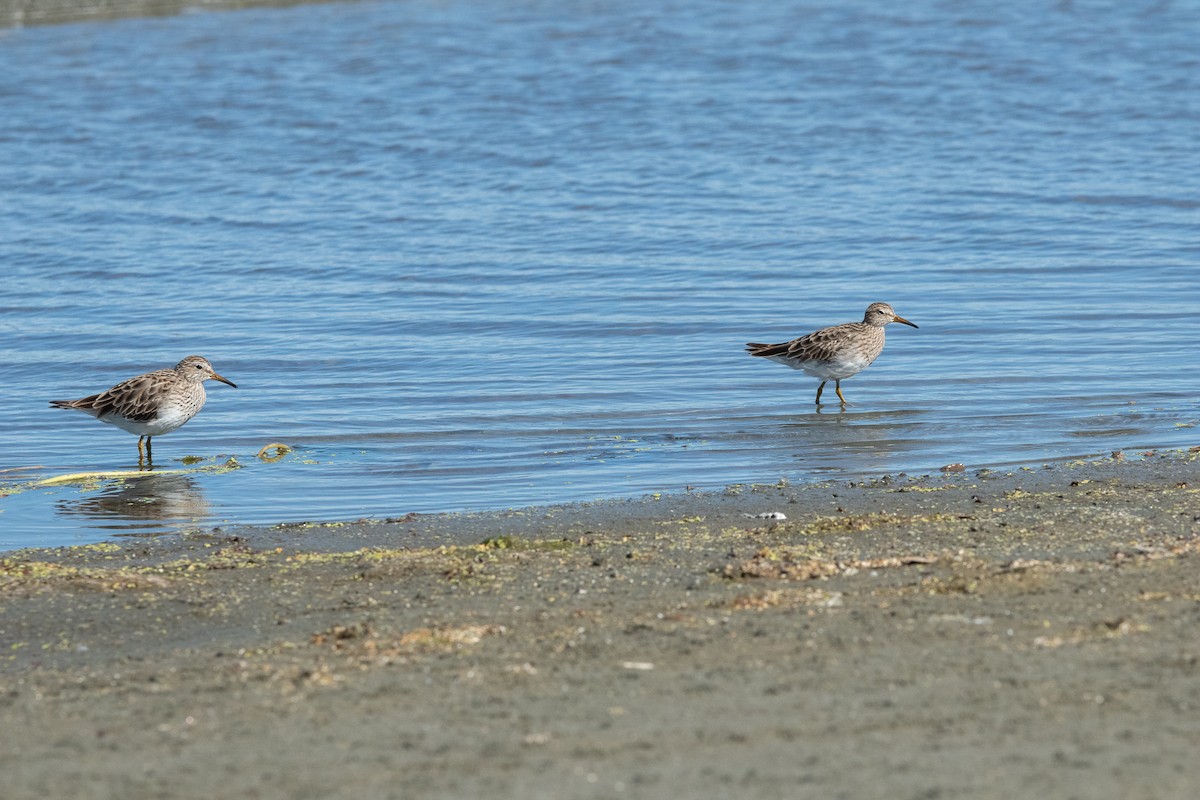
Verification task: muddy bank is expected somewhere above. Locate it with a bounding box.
[2,455,1200,798]
[0,0,333,27]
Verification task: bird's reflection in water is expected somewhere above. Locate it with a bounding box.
[56,473,210,531]
[777,407,931,469]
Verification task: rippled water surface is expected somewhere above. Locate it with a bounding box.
[2,0,1199,549]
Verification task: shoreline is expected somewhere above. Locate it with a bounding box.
[3,455,1200,797]
[0,0,336,28]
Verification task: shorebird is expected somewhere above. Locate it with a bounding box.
[49,355,237,464]
[745,302,918,405]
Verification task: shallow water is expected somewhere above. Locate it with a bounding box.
[2,0,1199,550]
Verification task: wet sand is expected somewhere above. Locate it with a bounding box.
[3,455,1200,798]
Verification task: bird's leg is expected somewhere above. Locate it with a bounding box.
[815,381,827,405]
[835,380,848,405]
[137,436,146,467]
[145,436,153,465]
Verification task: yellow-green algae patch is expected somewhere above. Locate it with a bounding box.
[0,541,283,593]
[283,546,448,568]
[68,542,123,555]
[477,535,576,552]
[257,442,293,462]
[0,558,174,593]
[889,485,966,493]
[0,458,244,498]
[159,545,272,572]
[37,460,242,487]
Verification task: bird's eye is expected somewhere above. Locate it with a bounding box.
[195,364,202,369]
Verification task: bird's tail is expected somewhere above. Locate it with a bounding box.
[745,342,789,358]
[49,395,99,411]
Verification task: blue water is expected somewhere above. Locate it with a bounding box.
[2,0,1199,550]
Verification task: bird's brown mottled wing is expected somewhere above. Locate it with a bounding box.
[783,323,860,364]
[747,322,859,363]
[87,369,175,422]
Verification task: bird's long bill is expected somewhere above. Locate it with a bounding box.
[210,371,238,388]
[893,315,919,329]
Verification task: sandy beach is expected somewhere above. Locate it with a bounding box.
[3,455,1200,798]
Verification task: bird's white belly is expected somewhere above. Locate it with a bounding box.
[99,405,196,437]
[771,352,875,381]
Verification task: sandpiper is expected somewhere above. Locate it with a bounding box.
[49,355,237,464]
[745,302,917,405]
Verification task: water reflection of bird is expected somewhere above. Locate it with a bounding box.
[49,356,236,465]
[746,303,918,405]
[57,473,209,526]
